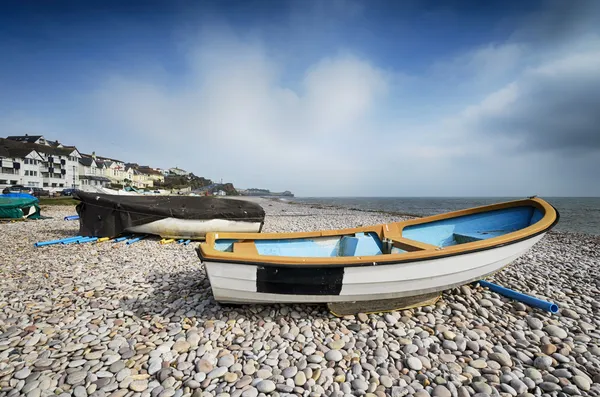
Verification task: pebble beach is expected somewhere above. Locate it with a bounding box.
[1,197,599,397]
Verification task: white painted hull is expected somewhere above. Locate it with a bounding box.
[202,233,544,304]
[127,217,262,239]
[82,186,139,195]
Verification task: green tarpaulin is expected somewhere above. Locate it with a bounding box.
[0,194,41,219]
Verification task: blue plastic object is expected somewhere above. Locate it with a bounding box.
[126,235,147,245]
[64,215,80,221]
[183,239,191,245]
[1,193,38,201]
[177,239,184,244]
[62,237,83,245]
[113,236,132,243]
[62,236,85,243]
[77,237,98,244]
[478,280,559,313]
[35,236,83,247]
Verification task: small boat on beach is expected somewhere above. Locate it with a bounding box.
[0,193,41,220]
[73,191,266,239]
[196,197,559,310]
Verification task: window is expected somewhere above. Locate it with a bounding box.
[51,183,57,187]
[0,180,6,185]
[10,180,17,185]
[59,183,64,187]
[24,170,28,176]
[33,171,37,176]
[43,183,48,187]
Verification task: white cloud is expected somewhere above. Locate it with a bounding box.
[91,34,390,195]
[429,43,524,90]
[86,25,600,197]
[7,1,598,197]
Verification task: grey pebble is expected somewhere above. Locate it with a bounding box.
[432,385,451,397]
[533,356,553,370]
[325,350,343,362]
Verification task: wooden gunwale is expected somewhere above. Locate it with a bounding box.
[198,198,558,267]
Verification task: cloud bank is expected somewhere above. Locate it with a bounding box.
[4,1,600,196]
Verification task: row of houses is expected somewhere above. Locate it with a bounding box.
[0,135,165,192]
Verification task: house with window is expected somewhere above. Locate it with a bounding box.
[137,166,165,185]
[3,134,175,192]
[168,167,189,176]
[1,137,81,191]
[132,169,153,188]
[35,146,82,190]
[94,155,126,184]
[78,155,110,189]
[0,142,44,188]
[6,134,48,145]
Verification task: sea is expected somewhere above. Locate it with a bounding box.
[290,197,600,236]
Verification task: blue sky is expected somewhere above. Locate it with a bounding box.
[1,0,599,196]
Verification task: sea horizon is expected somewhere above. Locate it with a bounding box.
[289,196,600,236]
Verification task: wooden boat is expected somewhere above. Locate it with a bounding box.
[73,191,266,239]
[196,197,559,308]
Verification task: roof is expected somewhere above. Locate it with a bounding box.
[6,147,39,158]
[80,152,123,163]
[6,135,43,143]
[96,155,123,163]
[79,157,95,166]
[137,167,163,176]
[0,138,40,159]
[0,137,78,158]
[79,175,111,182]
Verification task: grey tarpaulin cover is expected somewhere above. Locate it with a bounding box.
[73,191,265,237]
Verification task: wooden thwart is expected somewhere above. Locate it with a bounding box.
[389,237,439,252]
[328,292,441,316]
[233,241,259,255]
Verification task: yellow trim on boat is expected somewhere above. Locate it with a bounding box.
[198,197,558,266]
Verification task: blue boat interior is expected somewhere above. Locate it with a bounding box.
[214,205,545,258]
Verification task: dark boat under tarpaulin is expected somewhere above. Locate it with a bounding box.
[73,191,266,239]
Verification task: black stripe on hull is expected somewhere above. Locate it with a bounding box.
[256,266,344,295]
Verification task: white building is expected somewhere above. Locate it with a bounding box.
[78,155,110,190]
[28,145,82,191]
[0,145,44,188]
[96,155,126,184]
[1,136,82,192]
[5,134,47,146]
[168,167,189,176]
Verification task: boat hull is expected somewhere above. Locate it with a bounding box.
[202,232,545,304]
[127,218,263,239]
[73,191,266,239]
